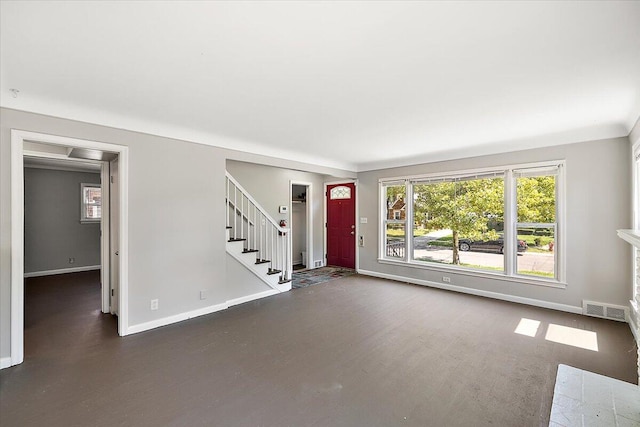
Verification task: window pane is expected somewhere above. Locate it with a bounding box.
[385,184,406,220]
[516,226,555,278]
[517,175,555,223]
[86,205,101,220]
[81,184,101,221]
[330,186,351,200]
[385,223,405,259]
[412,177,504,272]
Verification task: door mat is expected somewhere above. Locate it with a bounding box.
[292,266,356,289]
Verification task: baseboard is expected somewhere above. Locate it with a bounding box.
[358,269,583,315]
[228,289,280,307]
[24,265,101,278]
[126,289,282,335]
[127,302,229,335]
[0,357,13,369]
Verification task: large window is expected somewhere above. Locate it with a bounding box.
[380,162,564,283]
[383,182,406,260]
[81,183,101,223]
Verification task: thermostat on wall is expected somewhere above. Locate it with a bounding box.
[279,205,288,214]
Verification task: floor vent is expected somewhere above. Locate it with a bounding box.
[582,301,628,322]
[314,260,323,268]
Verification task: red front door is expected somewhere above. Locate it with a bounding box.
[326,183,356,269]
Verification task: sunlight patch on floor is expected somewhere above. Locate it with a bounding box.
[545,324,598,351]
[514,318,541,337]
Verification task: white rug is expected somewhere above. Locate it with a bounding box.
[550,364,639,426]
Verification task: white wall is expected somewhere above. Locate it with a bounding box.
[0,107,354,361]
[357,137,632,309]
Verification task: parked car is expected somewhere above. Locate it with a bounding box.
[458,237,527,254]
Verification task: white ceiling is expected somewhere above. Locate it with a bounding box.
[2,1,639,172]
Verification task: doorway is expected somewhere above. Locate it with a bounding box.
[9,130,129,368]
[290,181,312,271]
[325,182,357,269]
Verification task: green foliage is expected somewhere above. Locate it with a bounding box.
[413,178,504,263]
[385,185,406,206]
[412,175,556,264]
[517,176,556,223]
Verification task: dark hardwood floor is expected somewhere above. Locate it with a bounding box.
[1,271,637,426]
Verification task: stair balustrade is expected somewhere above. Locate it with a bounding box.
[225,172,291,282]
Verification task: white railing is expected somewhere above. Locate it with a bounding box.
[226,172,291,282]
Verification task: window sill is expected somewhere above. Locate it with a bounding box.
[80,219,101,224]
[377,258,567,289]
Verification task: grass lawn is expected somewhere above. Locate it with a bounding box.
[414,256,554,278]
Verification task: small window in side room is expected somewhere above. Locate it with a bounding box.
[81,183,101,223]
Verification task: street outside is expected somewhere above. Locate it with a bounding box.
[413,247,554,274]
[401,230,555,275]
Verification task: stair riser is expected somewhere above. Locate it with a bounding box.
[226,241,247,255]
[226,242,284,289]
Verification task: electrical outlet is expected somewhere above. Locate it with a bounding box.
[150,299,159,310]
[68,257,75,264]
[200,290,207,300]
[442,276,451,283]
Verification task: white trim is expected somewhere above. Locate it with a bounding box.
[378,160,566,284]
[376,258,567,289]
[617,230,640,248]
[100,162,111,314]
[289,180,313,270]
[24,163,101,173]
[227,289,280,307]
[358,269,582,314]
[377,160,565,184]
[24,265,101,278]
[10,132,25,366]
[629,304,639,343]
[10,130,130,368]
[0,357,12,370]
[126,303,228,335]
[126,289,281,335]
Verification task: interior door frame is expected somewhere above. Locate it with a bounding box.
[289,180,313,270]
[21,151,111,314]
[10,130,130,367]
[323,179,359,271]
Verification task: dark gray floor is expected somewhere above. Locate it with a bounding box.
[1,271,637,426]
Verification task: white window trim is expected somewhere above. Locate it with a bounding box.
[81,182,101,223]
[378,160,566,286]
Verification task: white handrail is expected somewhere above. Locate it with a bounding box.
[225,172,291,281]
[226,172,288,234]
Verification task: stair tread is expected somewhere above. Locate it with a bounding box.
[228,238,246,242]
[267,269,281,275]
[278,279,292,284]
[226,226,232,229]
[242,249,259,253]
[255,259,270,264]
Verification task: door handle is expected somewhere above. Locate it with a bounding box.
[350,231,355,235]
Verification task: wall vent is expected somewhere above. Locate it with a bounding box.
[582,301,628,322]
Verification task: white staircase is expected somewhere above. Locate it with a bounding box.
[225,172,292,293]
